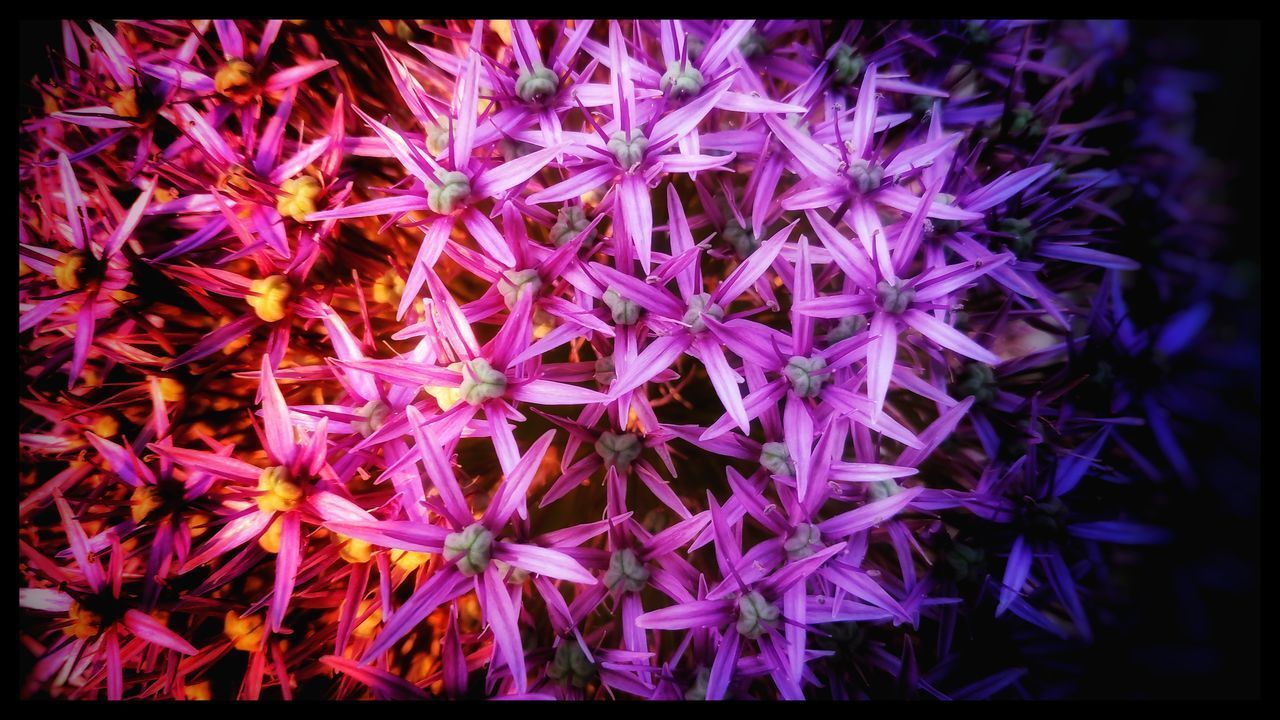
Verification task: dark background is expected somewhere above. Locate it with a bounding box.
[1072,19,1261,700]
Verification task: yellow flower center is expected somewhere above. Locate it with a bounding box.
[258,514,284,553]
[219,167,256,195]
[335,533,373,564]
[353,599,382,638]
[490,20,513,45]
[427,385,463,412]
[214,60,257,104]
[246,275,292,323]
[532,308,556,339]
[65,601,103,639]
[426,361,465,411]
[91,414,119,439]
[371,269,406,306]
[109,88,140,119]
[131,485,164,523]
[223,611,265,652]
[184,681,212,701]
[256,466,304,514]
[275,176,323,223]
[188,511,210,539]
[390,549,430,573]
[54,251,90,292]
[155,377,185,403]
[42,87,66,115]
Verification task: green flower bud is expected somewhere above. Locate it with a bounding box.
[736,590,781,639]
[497,269,542,309]
[784,355,829,398]
[602,287,641,325]
[875,280,915,315]
[550,205,595,246]
[427,171,471,214]
[546,640,597,688]
[594,355,616,387]
[1023,497,1069,540]
[684,666,711,701]
[965,20,992,46]
[846,158,884,194]
[827,314,868,342]
[831,44,865,85]
[425,122,449,156]
[738,29,766,58]
[759,441,793,477]
[944,541,986,582]
[595,431,642,472]
[955,362,998,405]
[998,217,1037,258]
[607,130,649,168]
[660,61,705,102]
[515,66,559,106]
[1007,103,1043,137]
[499,138,537,161]
[352,399,391,438]
[686,37,705,61]
[783,522,823,561]
[602,547,649,593]
[442,523,494,576]
[930,193,963,234]
[867,479,903,502]
[682,293,724,333]
[459,358,507,405]
[723,219,760,258]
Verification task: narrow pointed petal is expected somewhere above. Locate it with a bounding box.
[492,542,596,584]
[818,486,923,537]
[479,568,527,693]
[122,609,197,654]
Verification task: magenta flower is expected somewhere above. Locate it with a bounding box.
[20,493,197,700]
[19,19,1225,701]
[19,153,154,388]
[325,424,598,694]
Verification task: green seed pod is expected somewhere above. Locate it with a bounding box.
[876,280,916,315]
[459,358,507,405]
[497,269,543,309]
[759,441,794,477]
[682,293,725,333]
[784,355,830,398]
[427,171,471,214]
[602,287,641,325]
[595,431,643,472]
[442,523,494,576]
[783,523,823,561]
[736,590,781,639]
[660,61,706,102]
[602,548,650,592]
[515,66,559,106]
[607,130,649,168]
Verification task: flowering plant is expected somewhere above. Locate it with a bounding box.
[19,19,1252,700]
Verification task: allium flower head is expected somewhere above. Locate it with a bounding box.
[18,18,1252,702]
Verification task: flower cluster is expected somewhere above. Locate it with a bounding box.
[19,19,1235,700]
